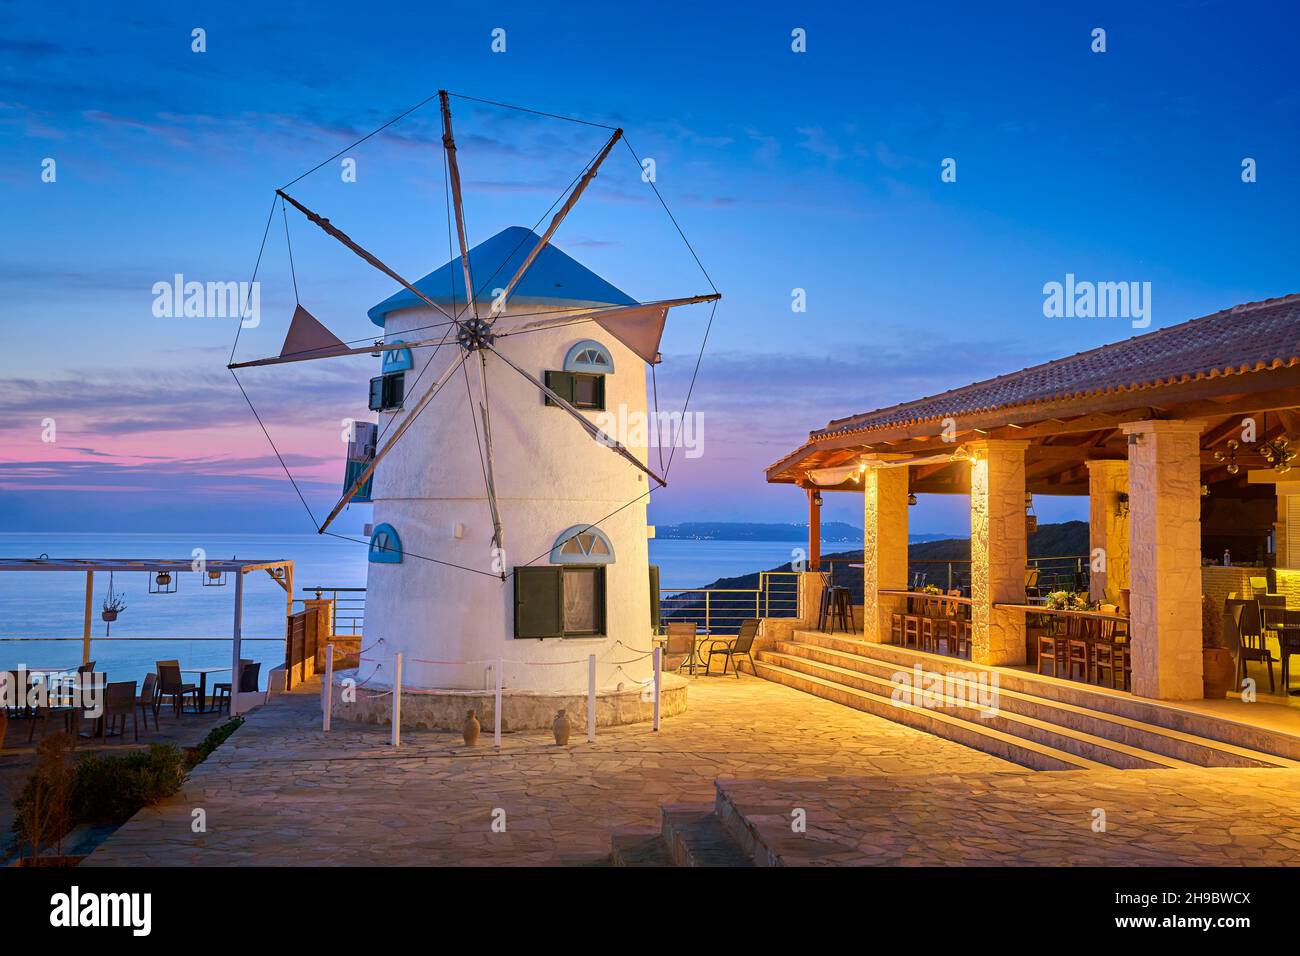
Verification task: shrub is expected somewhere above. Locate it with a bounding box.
[12,732,76,860]
[71,745,187,824]
[186,716,244,770]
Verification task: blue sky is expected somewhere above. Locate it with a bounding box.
[1,0,1297,536]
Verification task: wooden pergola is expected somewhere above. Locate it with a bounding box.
[0,557,293,716]
[766,292,1300,700]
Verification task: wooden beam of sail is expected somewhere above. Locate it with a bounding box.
[486,342,668,488]
[502,293,721,365]
[475,352,506,570]
[486,127,623,326]
[439,90,480,322]
[317,350,470,533]
[276,189,463,330]
[228,294,721,370]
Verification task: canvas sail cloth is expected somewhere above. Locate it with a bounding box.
[592,301,671,364]
[279,304,350,361]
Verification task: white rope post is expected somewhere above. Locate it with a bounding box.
[587,654,596,743]
[493,657,503,748]
[390,652,402,748]
[653,647,662,732]
[322,643,334,732]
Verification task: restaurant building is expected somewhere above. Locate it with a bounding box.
[767,293,1300,702]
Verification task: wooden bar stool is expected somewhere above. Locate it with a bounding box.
[1065,617,1090,682]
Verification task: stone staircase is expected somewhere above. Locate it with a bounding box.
[751,629,1300,772]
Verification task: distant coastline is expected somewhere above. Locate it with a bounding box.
[654,521,958,545]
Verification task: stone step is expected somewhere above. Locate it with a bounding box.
[752,659,1108,771]
[771,640,1296,769]
[609,829,674,867]
[791,630,1300,763]
[760,649,1193,770]
[660,803,754,867]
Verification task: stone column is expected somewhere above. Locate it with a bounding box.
[1086,459,1130,605]
[1121,420,1204,700]
[863,466,910,643]
[969,440,1029,665]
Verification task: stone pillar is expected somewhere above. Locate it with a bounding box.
[969,440,1029,665]
[1121,420,1204,700]
[1086,459,1130,604]
[863,466,910,643]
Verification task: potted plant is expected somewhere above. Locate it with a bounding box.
[101,592,126,623]
[1202,594,1234,699]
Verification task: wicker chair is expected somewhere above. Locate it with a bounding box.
[102,681,139,741]
[156,660,200,716]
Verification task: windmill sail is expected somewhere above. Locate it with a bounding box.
[279,304,350,360]
[594,302,670,364]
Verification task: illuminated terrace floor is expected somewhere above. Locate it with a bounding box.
[83,675,1300,866]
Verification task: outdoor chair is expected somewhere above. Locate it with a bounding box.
[1025,566,1041,598]
[1036,617,1067,678]
[704,618,758,678]
[101,680,139,741]
[1234,599,1276,694]
[137,673,160,730]
[1065,617,1090,682]
[240,661,262,693]
[213,659,252,714]
[1259,595,1286,646]
[1280,609,1300,694]
[1091,612,1122,688]
[156,660,200,716]
[662,623,696,673]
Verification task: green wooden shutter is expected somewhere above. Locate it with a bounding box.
[648,563,661,631]
[543,370,575,406]
[368,376,385,411]
[514,566,563,638]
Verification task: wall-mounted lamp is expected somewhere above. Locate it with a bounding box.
[1116,492,1130,517]
[812,490,823,507]
[907,493,918,506]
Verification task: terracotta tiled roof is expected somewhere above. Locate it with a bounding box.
[814,293,1300,439]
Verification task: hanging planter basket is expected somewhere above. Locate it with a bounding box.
[101,609,118,623]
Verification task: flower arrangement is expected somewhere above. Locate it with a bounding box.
[1043,590,1096,611]
[920,584,943,595]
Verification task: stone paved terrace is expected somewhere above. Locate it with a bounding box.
[84,676,1300,866]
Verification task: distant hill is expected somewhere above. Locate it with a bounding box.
[663,521,1090,617]
[655,521,960,544]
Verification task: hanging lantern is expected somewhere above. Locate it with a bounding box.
[1025,492,1038,534]
[203,567,228,587]
[149,569,178,594]
[907,493,918,506]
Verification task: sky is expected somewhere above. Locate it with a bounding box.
[1,0,1297,538]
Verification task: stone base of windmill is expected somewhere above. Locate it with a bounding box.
[327,670,689,732]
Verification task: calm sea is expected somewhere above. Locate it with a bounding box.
[0,533,849,687]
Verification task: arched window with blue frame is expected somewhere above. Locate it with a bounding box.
[550,525,615,564]
[381,340,413,374]
[368,523,403,563]
[563,340,614,375]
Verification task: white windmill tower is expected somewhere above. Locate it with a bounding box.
[230,92,719,729]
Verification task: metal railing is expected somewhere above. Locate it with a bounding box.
[659,571,800,635]
[822,554,1088,600]
[298,587,365,637]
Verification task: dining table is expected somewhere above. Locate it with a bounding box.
[183,666,231,713]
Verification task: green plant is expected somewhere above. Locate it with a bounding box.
[71,744,187,824]
[185,716,244,769]
[1044,590,1097,611]
[13,732,75,861]
[920,584,943,595]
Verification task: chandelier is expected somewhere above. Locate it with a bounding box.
[1261,436,1296,474]
[1213,439,1240,475]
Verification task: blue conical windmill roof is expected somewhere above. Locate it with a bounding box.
[368,225,636,327]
